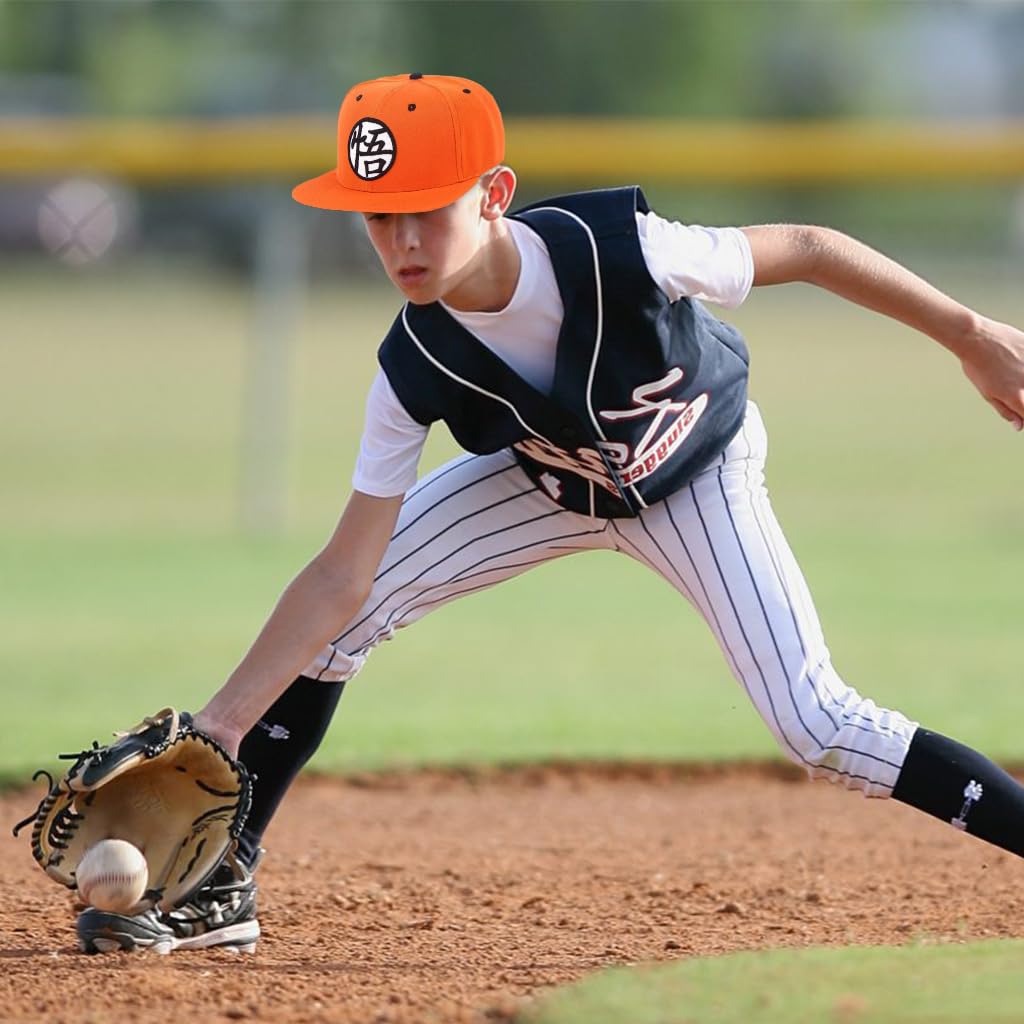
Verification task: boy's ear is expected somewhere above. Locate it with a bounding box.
[480,167,517,221]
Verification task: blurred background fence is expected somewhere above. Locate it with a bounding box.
[5,0,1024,276]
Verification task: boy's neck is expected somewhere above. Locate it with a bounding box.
[441,221,521,314]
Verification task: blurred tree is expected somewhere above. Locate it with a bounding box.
[397,0,896,119]
[2,0,1021,121]
[400,0,750,116]
[995,1,1024,115]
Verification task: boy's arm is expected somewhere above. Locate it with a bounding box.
[741,224,1024,431]
[193,490,404,756]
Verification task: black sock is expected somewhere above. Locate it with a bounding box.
[235,674,346,867]
[892,727,1024,858]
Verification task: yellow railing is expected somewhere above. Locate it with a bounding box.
[2,117,1024,183]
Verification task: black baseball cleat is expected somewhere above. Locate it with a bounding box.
[77,852,260,954]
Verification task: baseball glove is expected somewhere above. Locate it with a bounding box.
[12,708,251,913]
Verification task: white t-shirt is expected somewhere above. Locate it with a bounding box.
[352,212,754,497]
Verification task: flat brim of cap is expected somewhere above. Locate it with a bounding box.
[292,168,479,213]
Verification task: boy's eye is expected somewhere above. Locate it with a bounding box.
[367,213,389,222]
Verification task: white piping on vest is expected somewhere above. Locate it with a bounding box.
[525,206,647,510]
[402,303,601,520]
[400,304,552,444]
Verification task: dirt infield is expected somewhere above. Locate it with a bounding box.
[3,764,1024,1024]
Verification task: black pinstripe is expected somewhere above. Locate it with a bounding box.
[637,513,701,608]
[399,452,475,501]
[687,477,808,766]
[729,426,904,770]
[609,519,698,610]
[389,462,521,545]
[379,485,540,581]
[747,488,883,741]
[350,524,609,656]
[732,424,896,744]
[735,422,843,732]
[611,513,756,709]
[334,504,567,649]
[357,552,588,653]
[660,491,751,703]
[717,452,905,774]
[717,466,830,753]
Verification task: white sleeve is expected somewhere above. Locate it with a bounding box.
[351,369,429,497]
[636,210,754,309]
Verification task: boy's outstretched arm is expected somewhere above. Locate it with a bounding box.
[741,224,1024,431]
[193,491,404,757]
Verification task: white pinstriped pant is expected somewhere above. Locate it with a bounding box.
[304,402,917,797]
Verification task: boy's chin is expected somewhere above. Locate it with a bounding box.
[391,273,440,305]
[399,283,442,306]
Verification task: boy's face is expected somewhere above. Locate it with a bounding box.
[362,169,514,305]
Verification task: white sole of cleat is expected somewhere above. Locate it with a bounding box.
[170,921,260,952]
[90,938,123,954]
[80,920,259,955]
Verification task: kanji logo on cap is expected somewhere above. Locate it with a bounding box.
[348,118,397,181]
[293,73,505,214]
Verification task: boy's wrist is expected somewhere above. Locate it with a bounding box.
[192,704,246,759]
[935,307,986,360]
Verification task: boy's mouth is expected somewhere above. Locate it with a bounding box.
[397,265,428,285]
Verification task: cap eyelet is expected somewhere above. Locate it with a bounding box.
[462,88,471,94]
[356,94,362,101]
[408,103,416,111]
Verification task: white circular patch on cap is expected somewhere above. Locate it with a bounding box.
[348,118,397,181]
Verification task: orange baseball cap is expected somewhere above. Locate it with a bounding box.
[292,73,505,214]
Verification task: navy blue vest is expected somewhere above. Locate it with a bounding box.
[378,186,750,518]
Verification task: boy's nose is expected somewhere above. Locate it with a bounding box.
[393,214,420,250]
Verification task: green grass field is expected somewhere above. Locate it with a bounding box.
[4,263,1023,778]
[5,260,1024,1021]
[525,939,1024,1023]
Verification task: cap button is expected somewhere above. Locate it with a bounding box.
[409,72,423,80]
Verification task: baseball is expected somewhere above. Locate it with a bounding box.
[37,178,137,266]
[76,839,148,913]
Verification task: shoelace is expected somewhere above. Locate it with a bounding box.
[113,707,179,744]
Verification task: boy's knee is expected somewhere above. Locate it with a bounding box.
[301,645,368,684]
[782,710,917,799]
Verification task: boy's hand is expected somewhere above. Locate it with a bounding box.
[961,318,1024,431]
[193,708,243,760]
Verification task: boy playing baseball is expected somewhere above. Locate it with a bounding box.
[77,73,1024,954]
